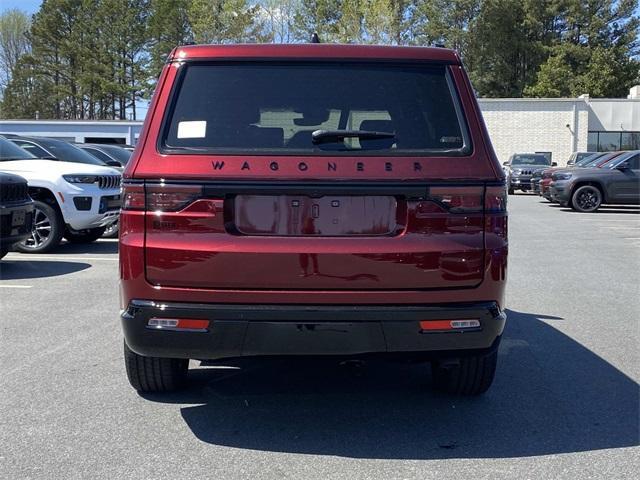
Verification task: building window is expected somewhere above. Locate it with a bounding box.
[621,132,640,150]
[588,131,640,152]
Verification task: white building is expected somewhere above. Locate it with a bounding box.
[1,88,639,167]
[479,93,640,165]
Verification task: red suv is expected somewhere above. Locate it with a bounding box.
[120,44,508,396]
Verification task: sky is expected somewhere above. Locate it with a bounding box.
[1,0,42,13]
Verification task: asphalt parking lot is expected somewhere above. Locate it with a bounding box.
[1,195,639,480]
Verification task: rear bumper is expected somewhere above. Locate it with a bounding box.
[122,300,506,360]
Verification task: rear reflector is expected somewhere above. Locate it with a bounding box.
[147,318,210,331]
[420,319,480,331]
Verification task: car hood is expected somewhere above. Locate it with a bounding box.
[0,159,121,176]
[564,167,612,178]
[510,165,550,172]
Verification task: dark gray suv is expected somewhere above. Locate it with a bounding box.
[549,151,640,212]
[504,153,555,194]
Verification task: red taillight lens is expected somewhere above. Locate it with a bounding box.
[146,184,203,212]
[122,185,145,210]
[485,185,507,213]
[122,184,204,212]
[428,186,484,213]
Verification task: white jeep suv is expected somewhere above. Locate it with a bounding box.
[0,137,120,252]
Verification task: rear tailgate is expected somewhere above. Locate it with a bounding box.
[143,181,486,290]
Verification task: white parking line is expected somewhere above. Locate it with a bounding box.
[0,285,32,289]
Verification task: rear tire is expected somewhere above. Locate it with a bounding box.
[0,248,8,259]
[431,350,497,395]
[64,226,106,244]
[15,200,64,253]
[571,185,602,212]
[508,188,514,195]
[124,341,188,392]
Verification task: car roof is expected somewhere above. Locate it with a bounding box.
[168,44,461,64]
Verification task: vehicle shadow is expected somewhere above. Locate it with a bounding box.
[559,206,640,215]
[0,260,91,279]
[57,239,119,254]
[141,309,639,459]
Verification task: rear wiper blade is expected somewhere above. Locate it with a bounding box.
[312,129,396,145]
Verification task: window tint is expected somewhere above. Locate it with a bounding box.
[0,137,36,160]
[101,145,132,164]
[163,62,469,155]
[624,154,639,169]
[33,139,104,165]
[83,147,113,164]
[12,141,49,158]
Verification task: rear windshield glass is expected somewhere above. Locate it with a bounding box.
[511,154,550,166]
[162,62,469,155]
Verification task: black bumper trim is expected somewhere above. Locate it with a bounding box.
[122,301,506,360]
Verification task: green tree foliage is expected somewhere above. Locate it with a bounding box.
[1,0,638,119]
[525,0,639,98]
[0,9,31,95]
[147,0,191,79]
[189,0,266,44]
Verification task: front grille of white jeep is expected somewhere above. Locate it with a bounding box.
[97,175,121,190]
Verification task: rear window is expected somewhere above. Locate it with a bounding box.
[161,62,470,156]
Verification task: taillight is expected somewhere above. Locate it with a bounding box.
[121,184,203,212]
[485,185,507,213]
[146,184,202,212]
[427,186,483,213]
[122,185,145,210]
[422,185,507,214]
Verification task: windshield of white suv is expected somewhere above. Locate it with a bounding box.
[162,62,470,155]
[20,137,105,165]
[0,137,37,161]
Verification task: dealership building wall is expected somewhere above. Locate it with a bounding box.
[479,96,640,165]
[1,94,639,167]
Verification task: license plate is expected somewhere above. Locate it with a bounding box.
[234,195,398,236]
[11,210,26,227]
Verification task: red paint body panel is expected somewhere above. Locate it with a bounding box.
[120,44,507,314]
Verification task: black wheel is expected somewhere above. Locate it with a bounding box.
[571,185,602,212]
[64,226,106,244]
[15,200,64,253]
[124,341,188,392]
[508,188,514,195]
[0,248,8,259]
[431,350,498,395]
[102,221,119,238]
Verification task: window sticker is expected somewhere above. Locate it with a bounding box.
[177,120,207,139]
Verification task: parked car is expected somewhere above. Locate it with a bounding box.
[0,136,121,252]
[539,152,614,201]
[119,44,508,396]
[9,136,122,168]
[549,151,640,211]
[79,143,132,168]
[504,153,555,194]
[566,151,599,167]
[0,171,34,259]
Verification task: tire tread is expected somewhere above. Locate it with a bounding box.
[124,342,187,392]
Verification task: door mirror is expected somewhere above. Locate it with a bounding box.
[616,161,630,171]
[551,162,557,167]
